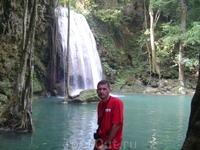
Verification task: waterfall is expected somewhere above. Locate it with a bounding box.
[55,7,102,97]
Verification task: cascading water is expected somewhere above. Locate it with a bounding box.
[55,7,102,97]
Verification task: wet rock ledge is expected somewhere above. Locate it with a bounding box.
[62,89,101,103]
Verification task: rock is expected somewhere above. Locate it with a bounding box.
[179,87,186,94]
[55,82,65,96]
[63,89,101,103]
[0,94,7,105]
[144,87,158,93]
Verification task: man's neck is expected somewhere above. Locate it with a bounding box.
[102,96,111,102]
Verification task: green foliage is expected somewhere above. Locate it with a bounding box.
[114,78,127,91]
[115,78,126,85]
[84,0,98,12]
[174,53,199,72]
[187,0,200,21]
[113,64,149,88]
[59,0,77,6]
[183,22,200,46]
[156,23,181,57]
[97,34,117,58]
[122,15,132,22]
[174,54,199,71]
[149,0,177,11]
[156,21,199,73]
[33,54,46,93]
[0,81,13,96]
[33,73,44,93]
[182,58,199,71]
[94,8,122,27]
[99,34,114,49]
[102,62,116,76]
[34,54,47,78]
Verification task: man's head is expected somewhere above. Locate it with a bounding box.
[97,80,111,101]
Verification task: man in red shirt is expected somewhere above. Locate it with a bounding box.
[94,80,124,150]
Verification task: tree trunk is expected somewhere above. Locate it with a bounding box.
[49,21,57,96]
[178,0,186,93]
[47,0,59,96]
[181,54,200,150]
[64,0,71,100]
[149,8,156,74]
[149,3,161,79]
[144,0,152,86]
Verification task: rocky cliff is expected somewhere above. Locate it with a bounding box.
[0,0,57,98]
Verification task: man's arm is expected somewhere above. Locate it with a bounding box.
[106,123,120,143]
[98,124,121,150]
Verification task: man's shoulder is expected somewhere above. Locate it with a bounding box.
[110,96,123,103]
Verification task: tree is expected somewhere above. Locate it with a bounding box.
[178,0,186,94]
[0,0,37,132]
[149,0,161,77]
[181,54,200,150]
[156,0,199,91]
[144,0,152,85]
[64,0,71,100]
[148,0,175,79]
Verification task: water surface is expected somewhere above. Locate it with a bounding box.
[0,94,192,150]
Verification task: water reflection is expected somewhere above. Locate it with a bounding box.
[149,132,157,148]
[62,103,97,149]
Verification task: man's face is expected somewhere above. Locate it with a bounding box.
[97,84,111,100]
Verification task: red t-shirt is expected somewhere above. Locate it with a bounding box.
[97,96,124,149]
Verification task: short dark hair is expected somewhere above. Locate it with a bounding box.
[97,80,110,88]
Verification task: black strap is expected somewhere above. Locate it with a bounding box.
[97,97,111,131]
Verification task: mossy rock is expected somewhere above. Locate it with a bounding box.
[63,89,101,103]
[0,94,7,105]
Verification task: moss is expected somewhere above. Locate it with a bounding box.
[0,94,7,104]
[33,78,44,93]
[63,89,101,103]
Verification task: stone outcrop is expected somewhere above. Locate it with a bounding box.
[62,89,100,103]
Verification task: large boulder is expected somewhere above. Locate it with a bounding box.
[62,89,101,103]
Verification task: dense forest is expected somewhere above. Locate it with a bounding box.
[89,0,200,94]
[0,0,200,100]
[0,0,200,144]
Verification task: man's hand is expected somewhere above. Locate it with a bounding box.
[97,144,107,150]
